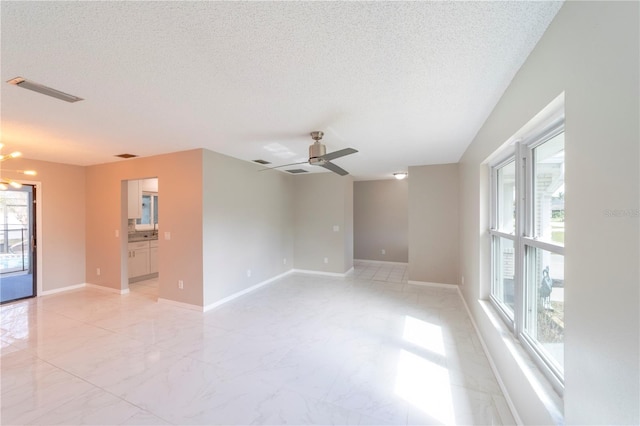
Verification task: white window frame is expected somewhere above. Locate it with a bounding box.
[489,116,565,394]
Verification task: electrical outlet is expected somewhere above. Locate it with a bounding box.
[96,268,101,276]
[283,258,287,265]
[178,280,184,289]
[381,249,386,255]
[247,269,252,277]
[164,231,171,240]
[323,257,329,264]
[333,225,340,232]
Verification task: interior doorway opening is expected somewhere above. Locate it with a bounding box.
[124,177,159,300]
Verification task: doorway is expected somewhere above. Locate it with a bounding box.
[125,178,159,300]
[0,185,36,304]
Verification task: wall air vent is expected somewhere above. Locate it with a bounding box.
[115,153,138,159]
[286,169,309,174]
[7,77,84,103]
[253,159,271,165]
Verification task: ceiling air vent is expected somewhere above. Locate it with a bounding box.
[286,169,309,174]
[7,77,84,103]
[115,153,138,159]
[253,159,271,165]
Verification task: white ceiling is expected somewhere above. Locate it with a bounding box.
[1,1,562,180]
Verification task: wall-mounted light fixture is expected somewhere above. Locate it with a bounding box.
[393,172,408,180]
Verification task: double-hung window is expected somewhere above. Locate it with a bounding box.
[490,118,565,391]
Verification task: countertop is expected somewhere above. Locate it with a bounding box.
[128,234,158,243]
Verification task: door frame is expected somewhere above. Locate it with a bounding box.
[6,179,43,297]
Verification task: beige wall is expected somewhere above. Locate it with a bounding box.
[408,164,459,284]
[458,2,639,424]
[3,158,86,293]
[202,150,294,306]
[343,177,354,270]
[85,150,204,306]
[354,179,408,262]
[293,173,353,274]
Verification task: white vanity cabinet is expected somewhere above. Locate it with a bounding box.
[128,241,150,278]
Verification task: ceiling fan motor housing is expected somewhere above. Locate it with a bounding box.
[309,142,327,165]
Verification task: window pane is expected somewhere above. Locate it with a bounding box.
[496,161,516,234]
[524,246,564,375]
[533,133,564,244]
[137,194,152,225]
[492,236,515,319]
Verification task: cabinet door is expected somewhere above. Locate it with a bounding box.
[149,246,158,273]
[129,247,150,278]
[127,180,142,219]
[127,251,136,278]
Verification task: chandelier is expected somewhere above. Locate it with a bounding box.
[0,143,37,190]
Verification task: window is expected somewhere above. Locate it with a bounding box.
[136,192,158,226]
[490,120,565,391]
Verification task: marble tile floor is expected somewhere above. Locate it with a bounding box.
[1,268,515,425]
[128,278,159,301]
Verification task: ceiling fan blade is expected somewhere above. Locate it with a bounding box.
[320,148,358,161]
[259,161,308,171]
[320,161,349,176]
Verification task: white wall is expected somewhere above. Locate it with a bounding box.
[354,179,408,262]
[293,173,354,274]
[408,164,459,285]
[458,2,639,424]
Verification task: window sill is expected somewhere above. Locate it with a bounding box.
[472,298,564,425]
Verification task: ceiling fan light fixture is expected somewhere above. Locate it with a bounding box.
[7,77,84,103]
[394,172,408,180]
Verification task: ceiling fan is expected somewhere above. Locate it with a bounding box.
[261,131,358,176]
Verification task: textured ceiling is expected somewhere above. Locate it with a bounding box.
[1,1,563,180]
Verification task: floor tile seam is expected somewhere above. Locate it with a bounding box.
[171,330,300,369]
[17,356,168,425]
[119,408,176,426]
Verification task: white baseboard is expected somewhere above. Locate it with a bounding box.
[457,288,523,425]
[354,259,408,266]
[202,270,294,312]
[292,268,353,278]
[157,298,203,311]
[86,283,130,295]
[407,280,458,289]
[40,283,86,296]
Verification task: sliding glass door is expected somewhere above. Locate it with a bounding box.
[0,185,36,303]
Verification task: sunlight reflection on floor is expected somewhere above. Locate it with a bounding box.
[396,316,455,425]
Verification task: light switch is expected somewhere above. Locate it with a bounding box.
[333,225,340,232]
[164,231,171,240]
[115,230,119,237]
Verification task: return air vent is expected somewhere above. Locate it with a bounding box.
[286,169,309,174]
[7,77,84,103]
[115,153,138,159]
[253,159,271,165]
